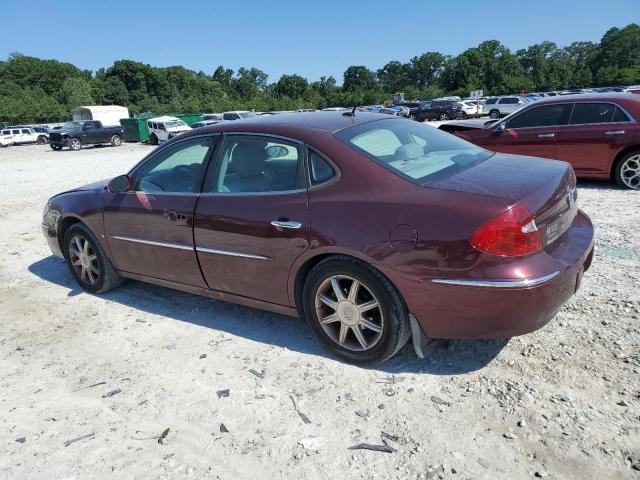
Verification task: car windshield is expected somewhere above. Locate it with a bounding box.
[165,120,187,128]
[62,122,83,130]
[335,118,493,184]
[238,112,255,119]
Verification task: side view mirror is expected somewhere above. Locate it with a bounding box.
[265,145,289,158]
[493,122,506,133]
[107,174,130,193]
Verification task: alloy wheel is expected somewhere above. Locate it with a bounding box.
[70,139,81,150]
[68,235,100,285]
[112,135,121,146]
[314,275,384,351]
[620,154,640,190]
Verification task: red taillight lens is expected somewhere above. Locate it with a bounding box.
[470,203,542,256]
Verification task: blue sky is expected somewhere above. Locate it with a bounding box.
[2,0,638,83]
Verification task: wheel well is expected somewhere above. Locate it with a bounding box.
[611,145,640,177]
[292,253,404,315]
[56,217,81,251]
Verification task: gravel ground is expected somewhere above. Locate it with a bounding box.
[0,143,638,480]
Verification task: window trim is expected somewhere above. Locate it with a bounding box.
[499,101,637,131]
[125,133,219,195]
[306,145,341,190]
[200,131,308,197]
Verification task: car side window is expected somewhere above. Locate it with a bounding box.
[308,148,335,186]
[12,129,20,135]
[507,104,572,129]
[485,98,497,105]
[570,103,616,125]
[611,106,630,122]
[21,129,30,134]
[211,135,303,193]
[134,137,214,193]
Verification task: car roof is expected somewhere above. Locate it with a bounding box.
[534,92,640,104]
[191,111,398,134]
[148,116,181,122]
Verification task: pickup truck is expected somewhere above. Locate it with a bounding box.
[49,120,125,151]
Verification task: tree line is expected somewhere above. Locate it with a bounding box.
[0,24,638,124]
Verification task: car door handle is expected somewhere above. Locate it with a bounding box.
[271,220,302,230]
[605,130,625,135]
[537,133,555,138]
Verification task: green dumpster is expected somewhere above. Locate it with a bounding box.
[120,113,156,143]
[173,113,203,126]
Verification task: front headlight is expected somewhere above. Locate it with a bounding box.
[43,199,52,218]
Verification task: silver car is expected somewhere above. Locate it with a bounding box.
[483,96,529,119]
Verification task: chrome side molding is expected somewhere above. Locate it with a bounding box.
[110,235,193,251]
[431,271,560,288]
[195,246,270,261]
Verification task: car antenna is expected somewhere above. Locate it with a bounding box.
[343,106,357,117]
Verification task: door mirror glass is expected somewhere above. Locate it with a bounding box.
[265,145,289,158]
[493,122,506,133]
[108,174,130,193]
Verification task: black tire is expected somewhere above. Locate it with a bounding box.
[62,223,124,294]
[613,149,640,190]
[302,256,410,364]
[37,135,48,145]
[69,137,82,151]
[50,144,63,151]
[439,112,450,120]
[110,134,122,147]
[149,133,158,145]
[489,109,500,119]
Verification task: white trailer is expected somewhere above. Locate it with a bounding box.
[71,106,130,126]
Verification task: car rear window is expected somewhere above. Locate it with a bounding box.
[335,118,493,184]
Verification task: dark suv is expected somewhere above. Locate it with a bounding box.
[411,100,465,121]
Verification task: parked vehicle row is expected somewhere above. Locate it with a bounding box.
[0,126,49,146]
[439,93,640,190]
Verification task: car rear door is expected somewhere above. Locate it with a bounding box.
[555,102,638,176]
[486,103,573,159]
[104,135,218,287]
[193,133,310,306]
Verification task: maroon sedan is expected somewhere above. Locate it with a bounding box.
[439,93,640,190]
[42,112,594,364]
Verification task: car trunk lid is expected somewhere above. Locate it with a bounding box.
[429,153,578,247]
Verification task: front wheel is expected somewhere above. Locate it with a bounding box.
[439,112,450,120]
[614,150,640,190]
[110,134,122,147]
[62,223,124,294]
[302,256,410,364]
[69,138,82,151]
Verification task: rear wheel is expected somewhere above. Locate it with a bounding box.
[489,109,500,119]
[37,135,48,144]
[302,256,410,364]
[149,133,158,145]
[110,134,122,147]
[614,150,640,190]
[62,223,124,294]
[69,138,82,151]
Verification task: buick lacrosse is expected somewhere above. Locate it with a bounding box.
[42,112,594,364]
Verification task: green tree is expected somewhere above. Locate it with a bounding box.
[343,66,377,92]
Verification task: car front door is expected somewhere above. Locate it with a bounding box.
[555,102,638,175]
[193,134,310,306]
[485,103,573,159]
[104,135,217,287]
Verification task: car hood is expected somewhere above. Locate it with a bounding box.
[53,178,110,197]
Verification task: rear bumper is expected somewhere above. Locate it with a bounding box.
[396,209,594,339]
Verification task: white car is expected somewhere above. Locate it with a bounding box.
[222,111,255,120]
[146,116,191,145]
[460,100,484,117]
[0,127,44,145]
[483,96,530,119]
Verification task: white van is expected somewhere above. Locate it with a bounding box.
[147,116,191,145]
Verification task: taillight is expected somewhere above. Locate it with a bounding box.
[470,203,542,256]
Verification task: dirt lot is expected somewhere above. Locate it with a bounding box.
[1,143,639,480]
